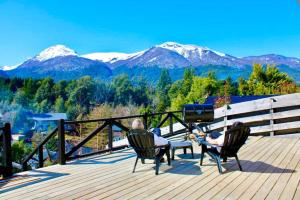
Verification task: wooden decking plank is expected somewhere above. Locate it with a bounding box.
[217,138,294,200]
[66,137,262,200]
[87,160,200,200]
[0,150,137,198]
[148,137,273,200]
[47,160,187,199]
[250,138,300,200]
[280,147,300,200]
[2,136,300,200]
[265,139,300,200]
[162,137,271,200]
[205,137,284,200]
[22,153,168,199]
[51,145,202,199]
[186,137,286,200]
[237,138,299,200]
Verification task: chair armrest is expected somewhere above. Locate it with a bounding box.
[155,143,170,149]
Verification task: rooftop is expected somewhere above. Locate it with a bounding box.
[1,135,300,199]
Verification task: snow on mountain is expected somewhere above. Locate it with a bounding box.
[81,51,145,63]
[0,64,19,71]
[157,42,226,58]
[243,54,300,67]
[33,45,77,62]
[81,51,144,63]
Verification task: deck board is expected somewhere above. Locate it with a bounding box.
[1,136,300,200]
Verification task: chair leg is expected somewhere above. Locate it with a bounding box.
[191,146,194,159]
[235,155,243,171]
[171,148,175,160]
[216,156,222,174]
[166,149,171,166]
[200,152,204,166]
[183,147,187,154]
[133,157,139,173]
[155,158,160,175]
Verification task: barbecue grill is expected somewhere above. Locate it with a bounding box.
[183,104,214,123]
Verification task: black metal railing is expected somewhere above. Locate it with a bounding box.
[0,123,13,178]
[21,111,189,171]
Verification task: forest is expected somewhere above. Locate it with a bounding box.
[0,63,298,133]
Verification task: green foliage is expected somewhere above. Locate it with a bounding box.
[156,69,172,112]
[14,89,29,107]
[54,96,66,113]
[11,141,32,163]
[186,76,218,103]
[112,74,134,105]
[0,64,296,125]
[35,77,55,103]
[240,64,296,95]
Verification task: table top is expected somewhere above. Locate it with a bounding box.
[170,140,193,148]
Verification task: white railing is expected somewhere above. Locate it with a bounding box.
[209,93,300,136]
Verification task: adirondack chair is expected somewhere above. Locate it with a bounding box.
[127,129,171,175]
[199,122,250,174]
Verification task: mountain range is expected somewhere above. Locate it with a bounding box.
[1,42,300,82]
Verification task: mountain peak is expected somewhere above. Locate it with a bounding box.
[34,44,77,62]
[157,41,226,58]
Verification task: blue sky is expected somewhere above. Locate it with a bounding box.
[0,0,300,66]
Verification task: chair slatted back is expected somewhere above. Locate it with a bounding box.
[220,122,250,157]
[127,129,156,159]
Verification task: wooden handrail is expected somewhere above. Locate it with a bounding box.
[22,127,58,170]
[64,111,182,124]
[20,110,188,171]
[0,123,13,178]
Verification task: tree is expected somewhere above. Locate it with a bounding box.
[23,78,40,100]
[66,76,95,115]
[242,64,296,95]
[181,68,195,96]
[14,89,29,107]
[187,76,218,103]
[112,74,134,105]
[156,69,172,111]
[54,96,66,113]
[35,77,55,104]
[11,141,32,163]
[157,69,172,93]
[53,80,67,100]
[133,77,150,106]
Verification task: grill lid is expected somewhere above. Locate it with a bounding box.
[183,104,214,123]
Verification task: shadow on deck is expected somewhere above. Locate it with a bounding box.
[1,136,300,200]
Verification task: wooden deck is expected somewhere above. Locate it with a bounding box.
[1,136,300,200]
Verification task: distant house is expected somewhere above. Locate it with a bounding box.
[112,125,124,141]
[30,113,67,134]
[204,95,276,105]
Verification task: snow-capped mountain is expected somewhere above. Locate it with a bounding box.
[82,51,144,63]
[33,44,77,62]
[7,45,111,81]
[4,42,300,82]
[0,65,19,71]
[243,54,300,68]
[106,42,245,68]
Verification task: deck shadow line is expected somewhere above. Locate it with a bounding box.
[0,170,69,194]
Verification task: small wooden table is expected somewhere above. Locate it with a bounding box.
[170,141,194,160]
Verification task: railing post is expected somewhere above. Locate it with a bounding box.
[58,119,66,165]
[38,146,43,168]
[2,123,13,178]
[108,121,113,152]
[169,113,173,135]
[223,105,228,133]
[270,98,275,136]
[143,113,148,130]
